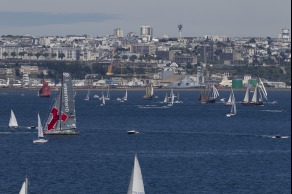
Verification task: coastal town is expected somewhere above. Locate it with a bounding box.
[0,26,291,89]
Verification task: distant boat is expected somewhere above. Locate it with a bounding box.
[226,91,236,117]
[127,154,145,194]
[38,80,51,97]
[224,89,234,106]
[33,113,48,144]
[241,85,254,106]
[143,83,154,100]
[272,135,289,139]
[19,176,28,194]
[43,72,79,135]
[206,84,219,103]
[199,89,208,104]
[8,109,18,128]
[117,89,128,102]
[100,94,106,106]
[84,90,90,101]
[250,85,264,106]
[127,130,140,135]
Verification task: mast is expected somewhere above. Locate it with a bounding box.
[58,75,63,131]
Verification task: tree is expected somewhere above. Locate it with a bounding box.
[18,52,26,59]
[130,55,137,62]
[11,52,17,58]
[51,53,57,59]
[122,55,128,61]
[58,52,65,60]
[3,52,8,59]
[35,52,41,60]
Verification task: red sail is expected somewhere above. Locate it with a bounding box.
[39,81,51,97]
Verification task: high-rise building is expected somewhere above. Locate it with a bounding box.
[114,28,124,37]
[140,25,153,42]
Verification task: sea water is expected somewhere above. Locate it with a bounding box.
[0,89,290,193]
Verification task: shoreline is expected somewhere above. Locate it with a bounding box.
[0,87,291,92]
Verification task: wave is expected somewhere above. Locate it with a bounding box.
[261,109,285,113]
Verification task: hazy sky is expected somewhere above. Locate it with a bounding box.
[0,0,291,37]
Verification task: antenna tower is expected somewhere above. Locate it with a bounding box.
[178,23,183,38]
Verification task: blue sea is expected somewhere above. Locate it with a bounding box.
[0,89,291,194]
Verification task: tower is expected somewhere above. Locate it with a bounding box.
[178,23,183,38]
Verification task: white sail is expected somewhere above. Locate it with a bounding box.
[251,85,258,103]
[243,86,250,103]
[227,89,233,103]
[37,113,44,138]
[19,176,28,194]
[258,77,268,100]
[127,154,145,194]
[164,93,168,103]
[9,109,18,128]
[84,90,90,101]
[231,93,236,115]
[124,89,128,100]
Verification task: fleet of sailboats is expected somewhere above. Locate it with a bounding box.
[127,154,145,194]
[43,72,79,135]
[8,109,18,128]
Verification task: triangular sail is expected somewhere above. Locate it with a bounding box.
[243,86,250,103]
[231,93,236,115]
[127,154,145,194]
[37,113,44,138]
[9,109,18,128]
[258,77,268,100]
[19,176,28,194]
[251,85,258,103]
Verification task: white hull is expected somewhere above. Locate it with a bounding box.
[33,139,48,143]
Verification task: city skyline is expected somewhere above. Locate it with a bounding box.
[0,0,291,38]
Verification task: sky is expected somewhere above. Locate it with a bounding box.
[0,0,291,38]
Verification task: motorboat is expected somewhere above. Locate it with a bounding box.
[127,130,140,135]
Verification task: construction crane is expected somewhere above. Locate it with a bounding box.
[106,48,114,76]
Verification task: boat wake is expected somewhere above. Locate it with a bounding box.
[137,105,170,109]
[261,109,285,113]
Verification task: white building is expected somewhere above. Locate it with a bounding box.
[140,25,153,42]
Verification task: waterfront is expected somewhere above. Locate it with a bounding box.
[0,90,291,193]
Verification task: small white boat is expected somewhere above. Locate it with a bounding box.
[33,113,48,144]
[127,130,140,135]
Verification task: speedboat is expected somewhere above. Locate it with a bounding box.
[127,130,140,135]
[272,134,289,139]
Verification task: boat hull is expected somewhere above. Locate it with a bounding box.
[33,139,48,143]
[44,129,79,135]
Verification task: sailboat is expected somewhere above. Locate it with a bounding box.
[241,85,253,106]
[43,72,79,135]
[143,83,154,100]
[224,89,234,106]
[84,90,90,101]
[123,89,128,101]
[199,89,208,104]
[207,84,219,103]
[8,109,18,128]
[105,85,110,100]
[163,93,168,103]
[127,154,145,194]
[226,91,236,117]
[100,94,106,106]
[38,80,51,97]
[33,113,48,143]
[117,89,128,101]
[250,84,263,106]
[19,176,28,194]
